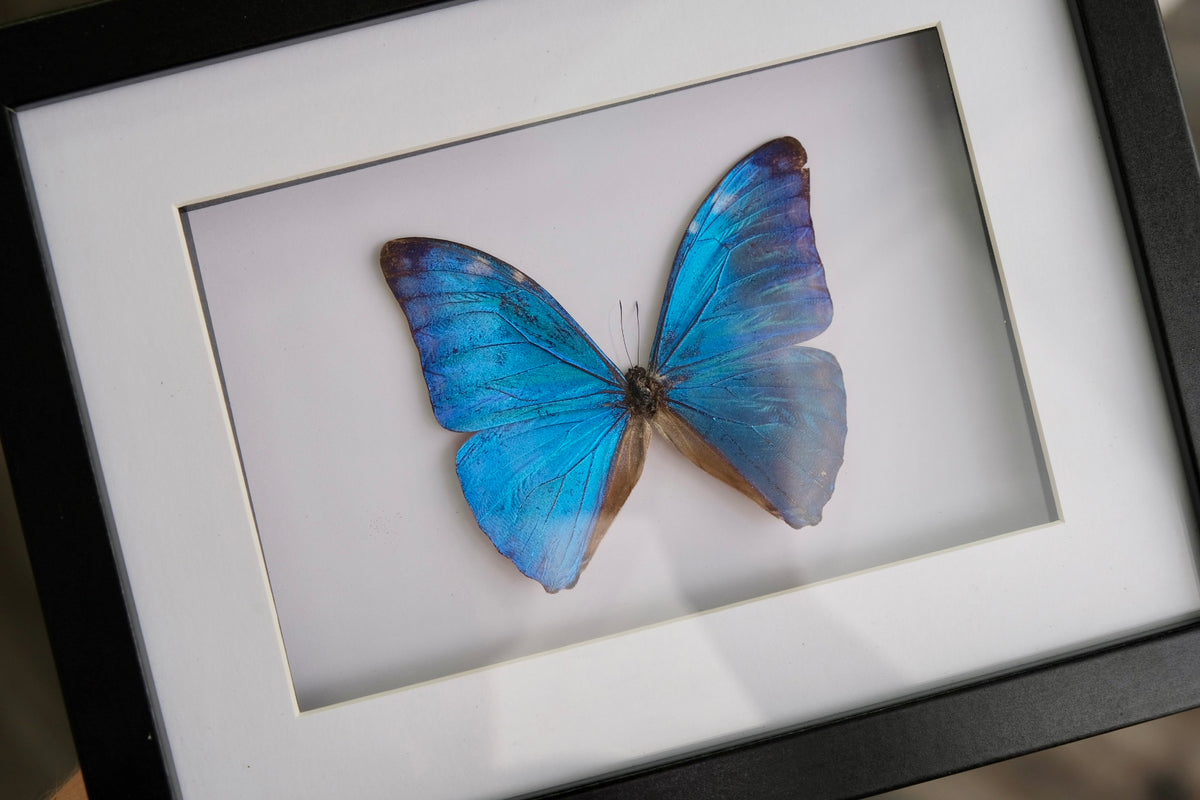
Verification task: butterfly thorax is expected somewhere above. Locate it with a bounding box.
[623,365,665,417]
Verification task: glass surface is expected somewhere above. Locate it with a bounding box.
[184,28,1053,709]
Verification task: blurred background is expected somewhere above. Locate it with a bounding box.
[2,1,1200,797]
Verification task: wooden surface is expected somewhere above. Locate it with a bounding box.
[48,771,86,800]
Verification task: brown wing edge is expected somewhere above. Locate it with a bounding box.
[651,406,787,524]
[557,416,651,590]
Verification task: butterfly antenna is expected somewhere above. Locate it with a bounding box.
[635,301,642,366]
[619,300,634,368]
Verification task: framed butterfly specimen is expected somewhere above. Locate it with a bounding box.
[380,137,847,592]
[176,26,1060,710]
[3,1,1199,799]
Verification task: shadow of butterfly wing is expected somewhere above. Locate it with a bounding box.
[649,137,847,527]
[380,239,647,591]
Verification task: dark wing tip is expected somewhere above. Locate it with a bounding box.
[754,136,808,175]
[379,237,436,279]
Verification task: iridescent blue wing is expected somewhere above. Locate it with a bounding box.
[649,138,847,527]
[381,238,624,431]
[381,239,645,591]
[655,346,845,528]
[458,411,648,592]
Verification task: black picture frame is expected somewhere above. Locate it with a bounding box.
[1,1,1197,798]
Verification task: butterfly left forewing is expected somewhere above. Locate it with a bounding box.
[381,238,623,432]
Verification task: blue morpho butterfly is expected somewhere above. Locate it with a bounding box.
[380,137,846,592]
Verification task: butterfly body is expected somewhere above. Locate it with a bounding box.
[623,365,665,417]
[381,137,846,592]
